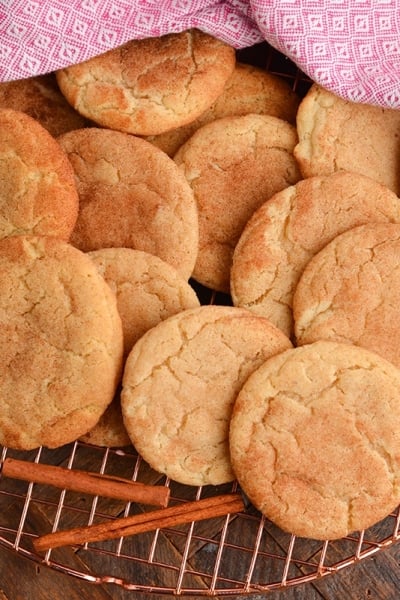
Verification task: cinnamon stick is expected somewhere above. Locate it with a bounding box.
[33,493,244,552]
[1,457,169,507]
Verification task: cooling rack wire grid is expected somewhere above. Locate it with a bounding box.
[0,45,399,596]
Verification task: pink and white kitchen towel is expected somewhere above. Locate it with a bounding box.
[1,1,400,108]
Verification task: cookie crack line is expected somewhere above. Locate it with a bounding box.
[0,158,64,202]
[182,29,198,107]
[240,280,292,311]
[349,417,398,487]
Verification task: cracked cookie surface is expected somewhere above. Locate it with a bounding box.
[293,223,400,368]
[0,235,123,450]
[294,84,400,195]
[0,74,88,137]
[0,108,79,240]
[229,340,400,540]
[81,248,200,448]
[58,127,199,280]
[56,30,235,136]
[231,172,400,338]
[174,113,301,292]
[146,62,300,156]
[121,305,292,486]
[88,247,200,358]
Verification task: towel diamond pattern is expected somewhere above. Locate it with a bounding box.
[1,0,400,108]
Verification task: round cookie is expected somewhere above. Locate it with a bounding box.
[230,340,400,540]
[88,248,200,357]
[294,84,400,195]
[293,223,400,369]
[231,172,400,337]
[0,235,123,450]
[121,305,292,486]
[174,114,301,292]
[81,248,200,447]
[56,30,236,136]
[0,108,79,240]
[58,128,199,280]
[0,74,88,137]
[146,63,300,156]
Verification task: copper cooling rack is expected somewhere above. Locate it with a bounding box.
[1,436,400,595]
[0,44,400,596]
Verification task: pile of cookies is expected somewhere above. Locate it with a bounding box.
[2,29,400,542]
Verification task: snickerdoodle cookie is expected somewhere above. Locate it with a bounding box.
[294,84,400,194]
[0,108,78,240]
[0,235,123,450]
[230,340,400,540]
[56,30,236,136]
[121,305,292,486]
[231,172,400,337]
[174,114,301,292]
[0,74,88,137]
[146,62,300,156]
[58,128,198,280]
[293,223,400,368]
[88,248,200,358]
[81,248,200,447]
